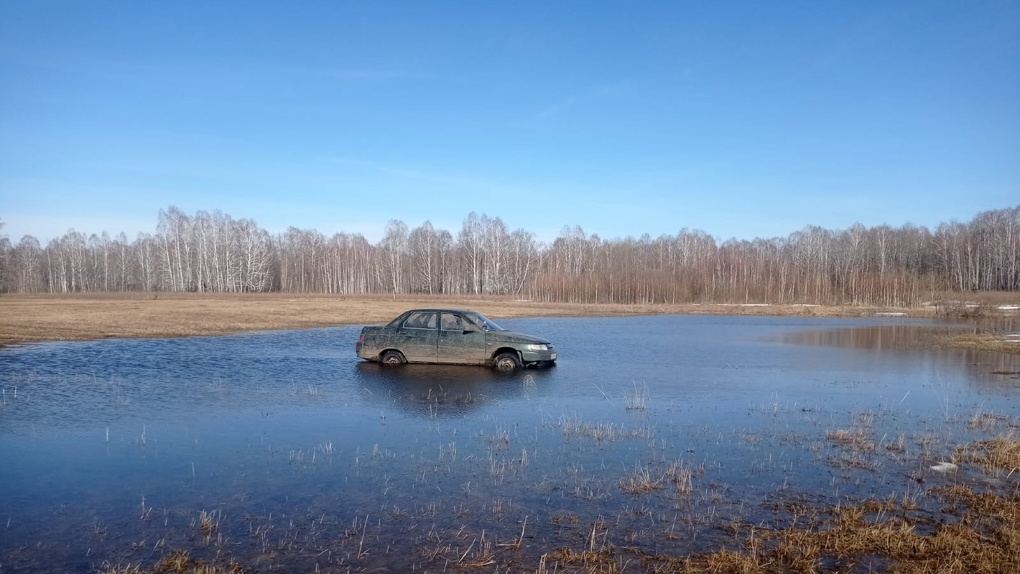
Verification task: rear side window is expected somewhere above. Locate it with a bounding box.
[402,312,437,330]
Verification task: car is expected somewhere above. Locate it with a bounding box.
[356,308,557,371]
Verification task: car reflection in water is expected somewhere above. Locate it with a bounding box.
[353,361,551,418]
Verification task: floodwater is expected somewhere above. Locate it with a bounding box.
[1,315,1018,572]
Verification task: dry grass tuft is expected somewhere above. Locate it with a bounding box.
[543,547,619,573]
[665,459,698,494]
[618,460,699,495]
[634,548,764,574]
[197,510,218,535]
[702,549,762,574]
[969,410,1008,431]
[825,415,880,470]
[884,432,907,453]
[954,430,1020,476]
[100,550,243,574]
[625,382,649,410]
[619,464,660,494]
[455,533,497,568]
[934,332,1020,355]
[825,428,874,451]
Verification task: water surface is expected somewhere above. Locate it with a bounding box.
[1,315,1017,572]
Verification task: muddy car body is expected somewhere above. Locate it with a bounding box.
[356,308,556,371]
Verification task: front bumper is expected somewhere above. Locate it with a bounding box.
[520,347,557,364]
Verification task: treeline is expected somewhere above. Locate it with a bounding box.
[0,205,1017,306]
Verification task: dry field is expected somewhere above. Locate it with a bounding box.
[0,293,937,348]
[2,293,1018,354]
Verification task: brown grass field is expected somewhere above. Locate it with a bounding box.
[0,293,928,347]
[0,293,1016,353]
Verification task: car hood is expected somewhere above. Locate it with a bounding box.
[487,331,551,345]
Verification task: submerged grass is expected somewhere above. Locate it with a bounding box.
[13,396,1020,573]
[557,413,653,443]
[101,449,1019,574]
[630,485,1020,573]
[631,429,1020,574]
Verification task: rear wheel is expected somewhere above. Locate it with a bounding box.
[493,352,521,372]
[380,350,406,365]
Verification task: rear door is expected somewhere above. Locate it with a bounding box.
[437,311,487,365]
[395,311,438,363]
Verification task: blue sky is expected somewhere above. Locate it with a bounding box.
[1,1,1017,245]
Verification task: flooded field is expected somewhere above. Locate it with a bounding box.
[1,315,1018,572]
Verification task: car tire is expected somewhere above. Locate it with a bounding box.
[380,350,406,365]
[493,352,521,372]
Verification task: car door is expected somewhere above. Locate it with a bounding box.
[395,311,438,363]
[437,311,487,365]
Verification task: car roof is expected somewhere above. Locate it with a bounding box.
[402,308,477,314]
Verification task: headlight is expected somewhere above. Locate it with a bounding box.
[524,344,548,351]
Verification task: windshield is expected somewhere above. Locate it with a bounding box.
[465,312,503,331]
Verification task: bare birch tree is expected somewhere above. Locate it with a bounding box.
[3,204,1018,304]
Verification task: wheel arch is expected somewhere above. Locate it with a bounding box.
[379,349,407,364]
[491,347,522,362]
[491,348,523,372]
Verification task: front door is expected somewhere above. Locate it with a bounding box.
[437,312,487,365]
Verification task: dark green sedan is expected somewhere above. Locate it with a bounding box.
[356,308,557,371]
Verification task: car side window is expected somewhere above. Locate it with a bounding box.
[440,313,464,332]
[403,311,436,330]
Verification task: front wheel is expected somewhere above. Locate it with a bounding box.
[492,352,521,372]
[380,350,406,365]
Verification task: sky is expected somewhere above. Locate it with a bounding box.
[1,1,1017,245]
